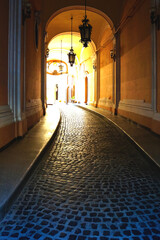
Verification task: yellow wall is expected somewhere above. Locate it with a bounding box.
[25,0,43,129]
[119,0,160,135]
[80,45,95,104]
[100,41,113,100]
[0,124,15,149]
[26,0,42,102]
[0,0,9,105]
[0,0,43,149]
[157,29,160,113]
[86,59,94,103]
[120,0,151,103]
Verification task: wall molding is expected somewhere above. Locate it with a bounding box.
[153,112,160,121]
[98,98,114,108]
[118,99,154,118]
[26,99,42,117]
[0,105,14,128]
[8,0,22,122]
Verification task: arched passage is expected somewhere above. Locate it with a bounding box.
[42,6,117,110]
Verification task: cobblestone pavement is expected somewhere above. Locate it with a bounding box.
[0,105,160,240]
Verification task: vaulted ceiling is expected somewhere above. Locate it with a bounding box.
[42,0,127,28]
[46,9,113,50]
[44,0,127,62]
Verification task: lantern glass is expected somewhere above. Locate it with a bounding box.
[79,18,92,47]
[68,48,76,67]
[68,17,76,66]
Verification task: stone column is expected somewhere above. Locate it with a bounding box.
[96,50,100,107]
[41,31,47,115]
[115,31,121,115]
[151,0,159,113]
[8,0,22,122]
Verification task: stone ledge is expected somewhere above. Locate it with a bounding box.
[119,99,153,118]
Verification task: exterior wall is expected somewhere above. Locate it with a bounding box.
[0,0,16,149]
[0,0,43,149]
[79,44,96,105]
[118,0,160,135]
[0,0,9,105]
[120,0,151,103]
[0,124,15,149]
[98,37,114,112]
[25,0,43,129]
[85,60,94,105]
[157,28,160,113]
[99,41,113,100]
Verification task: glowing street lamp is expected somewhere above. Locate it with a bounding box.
[68,17,76,66]
[79,0,92,48]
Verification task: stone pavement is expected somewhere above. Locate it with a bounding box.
[77,105,160,168]
[0,104,159,239]
[0,105,60,220]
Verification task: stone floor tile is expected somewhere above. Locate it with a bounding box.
[0,105,160,239]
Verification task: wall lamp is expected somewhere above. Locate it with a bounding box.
[110,49,116,62]
[93,64,96,70]
[45,48,50,58]
[150,7,160,30]
[22,0,31,25]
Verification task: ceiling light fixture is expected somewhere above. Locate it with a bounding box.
[79,0,92,48]
[68,17,76,67]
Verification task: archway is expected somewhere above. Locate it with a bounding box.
[43,6,115,110]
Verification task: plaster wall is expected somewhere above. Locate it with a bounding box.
[99,41,113,101]
[80,44,95,104]
[120,0,151,103]
[25,0,43,128]
[21,24,24,113]
[85,59,94,104]
[119,0,160,135]
[26,0,42,101]
[157,29,160,113]
[0,0,9,105]
[0,124,15,149]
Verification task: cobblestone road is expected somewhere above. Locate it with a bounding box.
[0,105,160,240]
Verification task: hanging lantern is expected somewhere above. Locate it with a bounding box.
[58,63,63,72]
[79,0,92,48]
[68,48,76,67]
[68,17,76,66]
[59,40,64,73]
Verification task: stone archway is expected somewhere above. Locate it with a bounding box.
[42,5,118,112]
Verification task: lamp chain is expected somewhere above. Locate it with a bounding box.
[61,40,62,63]
[71,17,73,48]
[85,0,87,18]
